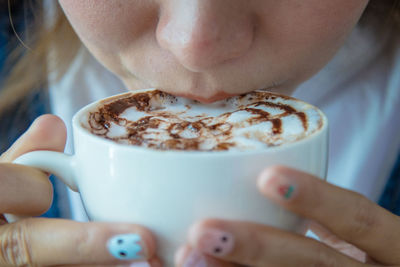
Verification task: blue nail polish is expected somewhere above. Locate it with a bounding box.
[107,234,144,260]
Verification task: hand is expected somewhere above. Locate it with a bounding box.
[175,166,400,266]
[0,115,159,266]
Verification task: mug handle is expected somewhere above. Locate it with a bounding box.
[13,151,78,192]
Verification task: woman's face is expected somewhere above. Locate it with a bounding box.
[58,0,368,102]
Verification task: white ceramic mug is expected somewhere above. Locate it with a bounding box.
[14,91,328,266]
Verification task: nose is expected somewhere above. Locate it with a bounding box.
[156,0,255,72]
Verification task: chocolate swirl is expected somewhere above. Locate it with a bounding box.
[85,90,323,151]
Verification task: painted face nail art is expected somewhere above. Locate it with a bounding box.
[278,184,295,199]
[107,233,145,260]
[198,229,234,256]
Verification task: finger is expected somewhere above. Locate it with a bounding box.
[175,246,237,267]
[57,258,162,267]
[309,221,378,264]
[258,165,400,265]
[0,163,52,216]
[144,258,163,267]
[185,219,367,267]
[0,115,66,219]
[0,218,156,266]
[0,114,67,162]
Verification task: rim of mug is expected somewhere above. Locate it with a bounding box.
[72,88,328,157]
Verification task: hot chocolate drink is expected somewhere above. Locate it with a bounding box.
[81,89,324,151]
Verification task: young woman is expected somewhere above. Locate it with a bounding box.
[0,1,399,266]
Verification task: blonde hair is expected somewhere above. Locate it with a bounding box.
[1,0,399,114]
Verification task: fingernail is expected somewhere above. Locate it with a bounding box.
[176,247,207,267]
[175,246,188,265]
[258,169,297,200]
[129,261,151,267]
[196,228,234,257]
[184,250,208,267]
[107,233,146,260]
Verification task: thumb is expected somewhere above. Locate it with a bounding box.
[0,114,67,162]
[0,115,67,222]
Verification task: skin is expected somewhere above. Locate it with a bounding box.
[2,0,400,266]
[58,0,368,102]
[0,116,159,266]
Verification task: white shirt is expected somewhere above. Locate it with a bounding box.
[294,25,400,201]
[50,24,400,220]
[49,49,126,221]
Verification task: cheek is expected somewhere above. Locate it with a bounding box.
[296,1,367,44]
[58,0,155,51]
[268,0,367,37]
[258,0,368,80]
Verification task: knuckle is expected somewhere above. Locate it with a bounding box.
[0,220,34,266]
[347,194,378,239]
[75,225,95,259]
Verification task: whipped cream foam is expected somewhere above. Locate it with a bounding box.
[82,89,324,151]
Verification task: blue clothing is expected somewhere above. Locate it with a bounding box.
[379,152,400,214]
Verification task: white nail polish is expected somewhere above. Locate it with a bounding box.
[107,233,145,260]
[130,261,151,267]
[183,250,207,267]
